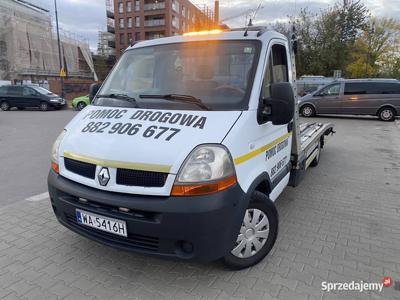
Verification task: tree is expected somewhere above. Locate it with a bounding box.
[347,18,400,78]
[272,1,369,77]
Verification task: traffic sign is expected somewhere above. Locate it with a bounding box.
[60,68,66,77]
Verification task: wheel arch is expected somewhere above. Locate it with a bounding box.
[376,104,398,116]
[244,172,272,203]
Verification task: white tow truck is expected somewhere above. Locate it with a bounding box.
[48,27,334,269]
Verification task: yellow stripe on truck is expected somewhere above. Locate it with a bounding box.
[63,151,172,173]
[234,132,292,165]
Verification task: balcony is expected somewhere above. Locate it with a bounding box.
[144,2,165,11]
[107,25,115,34]
[106,10,114,19]
[144,19,165,27]
[108,40,116,48]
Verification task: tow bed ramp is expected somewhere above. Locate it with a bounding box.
[289,122,334,187]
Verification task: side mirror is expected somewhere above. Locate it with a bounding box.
[89,83,101,101]
[258,82,295,125]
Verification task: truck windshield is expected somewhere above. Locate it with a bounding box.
[96,40,261,111]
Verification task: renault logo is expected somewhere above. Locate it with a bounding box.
[98,167,110,186]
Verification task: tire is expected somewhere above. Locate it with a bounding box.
[223,191,278,270]
[378,107,396,122]
[77,102,87,111]
[1,101,10,111]
[39,102,48,111]
[310,141,321,167]
[300,105,315,117]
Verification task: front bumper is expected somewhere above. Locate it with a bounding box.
[48,170,248,261]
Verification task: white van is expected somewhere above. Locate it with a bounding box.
[48,28,334,269]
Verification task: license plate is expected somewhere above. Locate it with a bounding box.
[76,209,127,237]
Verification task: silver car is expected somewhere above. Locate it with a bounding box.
[299,79,400,121]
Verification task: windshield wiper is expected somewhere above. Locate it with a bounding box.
[139,94,211,111]
[96,93,138,107]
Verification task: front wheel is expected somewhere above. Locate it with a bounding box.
[378,107,396,122]
[77,102,87,110]
[223,191,278,269]
[300,105,316,117]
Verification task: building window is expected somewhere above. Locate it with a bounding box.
[120,33,125,45]
[172,16,179,29]
[135,0,140,11]
[182,6,186,18]
[172,0,179,12]
[127,33,132,45]
[127,1,132,12]
[127,17,132,28]
[135,32,141,41]
[135,16,140,27]
[119,18,125,28]
[118,2,123,13]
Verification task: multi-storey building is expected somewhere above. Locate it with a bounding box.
[113,0,219,57]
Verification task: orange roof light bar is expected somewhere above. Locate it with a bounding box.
[183,29,224,36]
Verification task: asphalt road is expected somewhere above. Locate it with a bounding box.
[0,109,78,206]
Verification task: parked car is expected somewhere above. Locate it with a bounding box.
[0,85,66,111]
[299,79,400,121]
[72,94,90,110]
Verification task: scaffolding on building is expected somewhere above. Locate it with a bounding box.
[0,0,96,81]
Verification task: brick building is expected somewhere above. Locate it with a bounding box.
[112,0,219,57]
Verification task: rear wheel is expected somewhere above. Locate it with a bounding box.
[378,107,395,122]
[300,105,315,117]
[77,102,87,110]
[1,101,10,111]
[40,102,48,111]
[223,191,278,270]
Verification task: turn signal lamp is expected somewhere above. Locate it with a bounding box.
[51,162,60,174]
[171,175,237,196]
[183,29,224,36]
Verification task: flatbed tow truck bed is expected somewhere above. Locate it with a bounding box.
[289,122,335,187]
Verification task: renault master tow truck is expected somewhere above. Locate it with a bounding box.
[48,27,334,269]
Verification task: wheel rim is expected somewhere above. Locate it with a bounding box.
[303,106,312,116]
[78,103,86,110]
[231,208,270,258]
[40,103,47,110]
[381,109,393,120]
[1,102,8,110]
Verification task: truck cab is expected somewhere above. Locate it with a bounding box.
[48,28,334,269]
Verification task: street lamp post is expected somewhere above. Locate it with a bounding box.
[54,0,64,98]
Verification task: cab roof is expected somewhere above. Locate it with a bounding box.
[127,28,288,50]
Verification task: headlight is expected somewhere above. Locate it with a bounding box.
[51,130,67,173]
[172,145,237,196]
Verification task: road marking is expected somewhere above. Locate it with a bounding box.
[25,192,49,202]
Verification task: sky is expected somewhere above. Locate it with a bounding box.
[36,0,400,52]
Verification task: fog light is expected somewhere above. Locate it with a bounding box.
[119,207,130,213]
[181,241,194,254]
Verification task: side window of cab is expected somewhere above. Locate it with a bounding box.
[262,44,289,99]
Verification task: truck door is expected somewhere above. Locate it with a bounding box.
[313,82,343,114]
[259,43,292,187]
